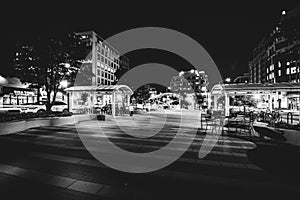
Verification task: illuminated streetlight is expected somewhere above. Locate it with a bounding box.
[225,78,231,83]
[60,80,69,88]
[65,63,71,68]
[254,94,260,100]
[282,10,286,15]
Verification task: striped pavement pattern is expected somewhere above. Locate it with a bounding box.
[0,113,300,199]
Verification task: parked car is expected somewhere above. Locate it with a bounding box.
[22,101,69,114]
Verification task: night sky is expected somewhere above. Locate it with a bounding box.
[1,1,300,80]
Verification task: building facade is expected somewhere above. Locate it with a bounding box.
[249,7,300,84]
[170,70,209,109]
[76,31,129,86]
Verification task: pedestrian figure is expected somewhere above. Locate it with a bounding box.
[129,104,134,117]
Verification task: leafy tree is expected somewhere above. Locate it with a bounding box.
[81,92,89,105]
[13,31,88,112]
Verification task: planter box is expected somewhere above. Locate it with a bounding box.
[0,114,103,135]
[0,121,26,135]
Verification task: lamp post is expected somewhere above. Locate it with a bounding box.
[60,80,69,110]
[225,77,231,84]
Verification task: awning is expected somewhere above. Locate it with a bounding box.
[65,85,133,95]
[211,82,300,95]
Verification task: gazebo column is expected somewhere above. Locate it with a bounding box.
[299,93,300,123]
[213,95,218,110]
[0,96,3,107]
[268,94,273,111]
[127,94,130,107]
[112,92,116,117]
[225,94,230,117]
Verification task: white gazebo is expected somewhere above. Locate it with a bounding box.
[211,82,300,118]
[65,85,133,117]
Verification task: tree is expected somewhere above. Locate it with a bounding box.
[81,92,89,105]
[14,31,88,112]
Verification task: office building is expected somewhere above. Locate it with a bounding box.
[76,31,129,86]
[249,7,300,84]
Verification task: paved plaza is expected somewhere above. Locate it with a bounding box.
[0,111,300,199]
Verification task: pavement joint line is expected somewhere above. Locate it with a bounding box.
[220,161,247,169]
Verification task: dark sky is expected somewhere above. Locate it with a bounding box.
[1,1,300,80]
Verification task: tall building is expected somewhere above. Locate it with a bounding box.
[170,70,209,108]
[76,31,129,86]
[249,7,300,84]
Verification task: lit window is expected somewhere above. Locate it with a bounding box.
[286,68,290,74]
[267,68,269,73]
[287,61,290,66]
[278,70,281,77]
[278,61,281,68]
[291,67,296,74]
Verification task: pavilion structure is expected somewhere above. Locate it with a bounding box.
[65,85,133,117]
[210,82,300,118]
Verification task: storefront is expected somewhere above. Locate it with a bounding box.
[65,85,133,116]
[0,85,36,107]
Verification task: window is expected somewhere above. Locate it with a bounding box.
[287,61,290,66]
[278,70,281,77]
[291,67,297,74]
[97,77,100,83]
[278,61,281,68]
[97,69,100,75]
[286,68,290,75]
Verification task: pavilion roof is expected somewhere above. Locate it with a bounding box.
[65,85,133,94]
[211,82,300,94]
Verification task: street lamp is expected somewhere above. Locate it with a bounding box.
[60,80,69,88]
[225,77,231,83]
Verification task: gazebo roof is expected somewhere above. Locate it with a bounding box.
[65,85,133,94]
[211,82,300,95]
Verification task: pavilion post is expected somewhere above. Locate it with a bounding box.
[127,94,130,107]
[0,96,3,107]
[268,94,273,111]
[112,92,116,117]
[225,94,230,117]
